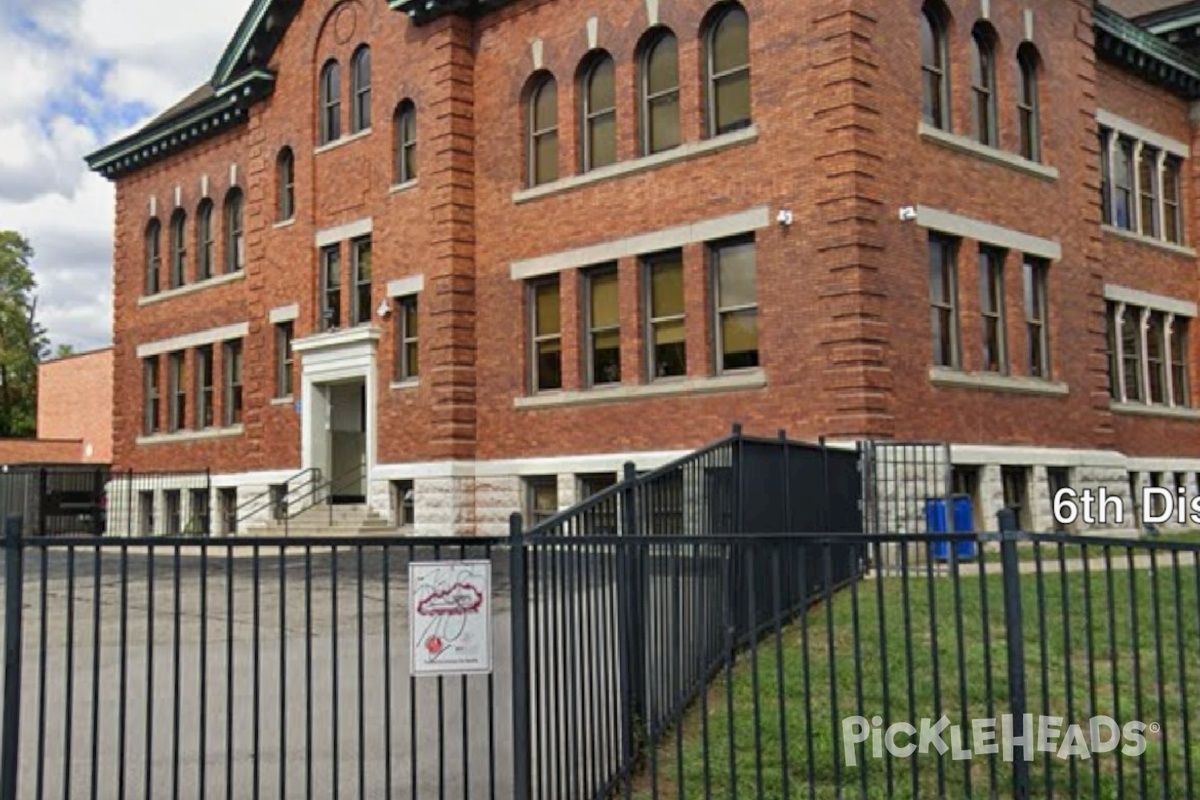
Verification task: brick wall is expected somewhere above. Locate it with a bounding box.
[36,348,113,463]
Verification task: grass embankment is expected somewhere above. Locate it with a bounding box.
[636,566,1200,799]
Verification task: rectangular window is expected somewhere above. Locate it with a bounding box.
[1001,466,1030,530]
[275,322,294,398]
[579,472,618,498]
[1147,311,1167,404]
[1023,256,1050,379]
[1164,157,1183,244]
[223,339,243,427]
[978,247,1006,373]
[164,490,182,536]
[1113,137,1134,230]
[530,278,562,392]
[712,238,759,373]
[1047,468,1071,533]
[195,344,214,429]
[320,245,341,331]
[143,356,160,436]
[219,488,237,535]
[189,488,210,535]
[1172,318,1189,407]
[645,251,687,379]
[1106,301,1120,400]
[584,266,620,386]
[1138,146,1160,238]
[351,237,372,326]
[928,234,959,368]
[1099,129,1112,225]
[1121,305,1143,402]
[395,296,419,382]
[139,491,155,536]
[167,351,186,432]
[392,480,415,527]
[524,476,558,527]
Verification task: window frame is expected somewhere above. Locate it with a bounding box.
[395,295,419,382]
[524,476,559,527]
[1138,145,1160,239]
[277,148,295,222]
[928,234,960,369]
[1172,318,1190,407]
[644,251,688,381]
[1147,310,1168,404]
[1023,256,1050,379]
[320,244,342,332]
[143,356,160,435]
[145,219,161,295]
[1164,156,1184,244]
[920,4,950,131]
[580,53,617,172]
[527,73,559,187]
[223,339,244,427]
[711,236,759,374]
[704,4,752,137]
[970,25,998,147]
[274,322,294,399]
[224,188,244,273]
[167,351,186,433]
[320,60,341,144]
[583,265,621,388]
[394,100,417,184]
[529,277,563,393]
[1017,45,1041,162]
[1113,136,1135,231]
[350,236,373,326]
[169,210,187,289]
[640,29,682,156]
[1121,305,1144,402]
[195,344,214,429]
[351,45,371,134]
[978,246,1007,374]
[196,199,214,281]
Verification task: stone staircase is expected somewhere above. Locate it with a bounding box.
[244,503,394,537]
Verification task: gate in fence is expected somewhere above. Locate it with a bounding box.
[0,428,1198,799]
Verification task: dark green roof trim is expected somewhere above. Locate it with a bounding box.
[390,0,515,26]
[84,72,274,179]
[1095,3,1200,99]
[211,0,301,88]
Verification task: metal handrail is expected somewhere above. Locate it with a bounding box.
[234,467,322,527]
[276,462,366,535]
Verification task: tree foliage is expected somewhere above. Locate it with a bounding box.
[0,232,49,437]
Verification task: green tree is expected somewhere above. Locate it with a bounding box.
[54,343,75,359]
[0,232,49,437]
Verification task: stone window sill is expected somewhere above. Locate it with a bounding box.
[389,179,418,195]
[390,379,419,391]
[929,367,1069,396]
[514,370,766,409]
[273,218,295,230]
[1101,225,1196,257]
[1110,401,1200,420]
[138,270,245,306]
[513,126,759,204]
[313,128,371,155]
[270,396,294,407]
[137,424,244,446]
[918,123,1059,182]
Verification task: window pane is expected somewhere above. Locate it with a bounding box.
[588,58,615,111]
[650,258,684,317]
[653,334,687,378]
[590,271,619,328]
[536,340,562,391]
[535,133,558,184]
[920,14,937,69]
[535,283,560,335]
[715,72,751,133]
[589,113,617,168]
[712,9,749,74]
[721,309,759,370]
[592,329,621,384]
[406,343,419,377]
[647,35,678,95]
[404,302,418,338]
[649,96,680,152]
[717,242,756,307]
[534,80,557,130]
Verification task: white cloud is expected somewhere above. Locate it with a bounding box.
[0,0,248,351]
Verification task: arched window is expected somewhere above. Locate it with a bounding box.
[394,100,417,184]
[319,60,341,144]
[1017,44,1041,162]
[144,219,161,295]
[971,24,998,146]
[169,209,187,289]
[580,53,616,171]
[921,3,950,130]
[527,73,559,187]
[640,29,680,155]
[196,199,214,281]
[277,147,295,221]
[224,188,244,274]
[704,4,751,136]
[351,46,371,133]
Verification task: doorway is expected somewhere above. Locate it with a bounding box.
[323,379,367,503]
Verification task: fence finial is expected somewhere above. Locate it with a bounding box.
[731,422,743,437]
[777,429,787,442]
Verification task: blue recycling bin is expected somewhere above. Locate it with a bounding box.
[925,495,978,560]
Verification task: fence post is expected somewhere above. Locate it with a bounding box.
[819,436,831,532]
[35,468,46,538]
[617,462,645,777]
[778,430,791,533]
[1,515,25,800]
[731,424,744,534]
[508,513,532,800]
[998,511,1031,800]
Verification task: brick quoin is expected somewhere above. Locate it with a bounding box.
[86,0,1200,534]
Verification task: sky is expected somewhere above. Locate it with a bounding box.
[0,0,248,353]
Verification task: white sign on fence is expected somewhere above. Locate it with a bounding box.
[409,560,493,676]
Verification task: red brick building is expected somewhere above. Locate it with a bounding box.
[85,0,1200,534]
[36,347,114,464]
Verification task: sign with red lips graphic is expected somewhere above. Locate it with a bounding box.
[409,560,492,676]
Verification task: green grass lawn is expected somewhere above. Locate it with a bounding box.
[634,564,1200,799]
